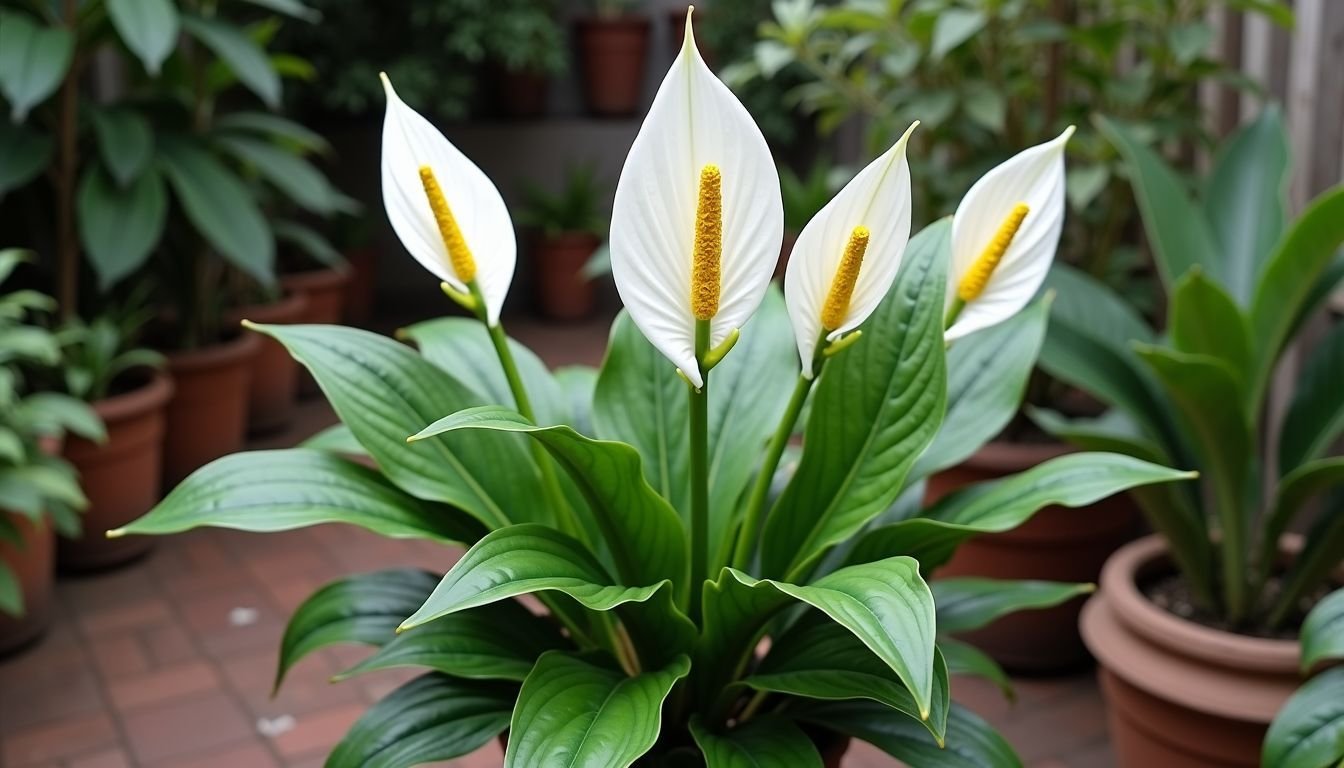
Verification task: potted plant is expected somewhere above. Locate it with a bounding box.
[1034,109,1344,766]
[576,0,651,116]
[0,250,99,653]
[517,165,606,320]
[481,0,567,119]
[115,20,1199,763]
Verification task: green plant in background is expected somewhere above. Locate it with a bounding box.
[54,309,164,403]
[115,25,1198,765]
[1032,109,1344,765]
[516,164,607,238]
[741,0,1290,317]
[779,157,846,234]
[0,250,102,616]
[0,0,349,348]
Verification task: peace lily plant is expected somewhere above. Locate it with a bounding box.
[116,12,1194,766]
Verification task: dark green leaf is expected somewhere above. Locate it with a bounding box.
[938,638,1013,699]
[180,14,281,106]
[505,652,690,768]
[238,0,320,22]
[691,716,823,768]
[273,220,344,268]
[553,365,597,436]
[0,121,52,195]
[1300,589,1344,671]
[214,111,330,153]
[1044,262,1155,353]
[0,10,73,122]
[795,700,1023,768]
[1204,107,1288,304]
[77,165,166,290]
[90,109,153,188]
[298,423,367,457]
[931,8,986,58]
[932,578,1093,634]
[217,135,339,214]
[327,674,514,768]
[1168,270,1252,391]
[106,0,179,74]
[1279,321,1344,472]
[1261,667,1344,768]
[0,563,20,616]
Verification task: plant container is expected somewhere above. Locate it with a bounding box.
[1081,534,1305,767]
[161,332,261,489]
[227,291,309,435]
[492,65,551,119]
[0,513,55,656]
[927,440,1139,671]
[535,232,600,320]
[59,372,173,570]
[576,15,651,117]
[282,266,351,397]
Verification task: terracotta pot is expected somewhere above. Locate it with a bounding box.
[161,332,261,489]
[927,440,1140,672]
[493,65,550,119]
[227,292,309,435]
[58,372,173,571]
[343,247,378,325]
[1081,535,1301,767]
[281,267,351,397]
[0,513,54,656]
[576,16,651,116]
[534,233,599,321]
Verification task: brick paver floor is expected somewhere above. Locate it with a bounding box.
[0,317,1115,767]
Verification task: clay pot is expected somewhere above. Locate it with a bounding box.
[227,292,309,435]
[1081,535,1300,767]
[281,267,351,397]
[0,513,55,656]
[576,16,651,116]
[161,332,261,489]
[927,440,1140,672]
[534,233,599,321]
[493,65,550,119]
[58,372,173,571]
[343,247,378,326]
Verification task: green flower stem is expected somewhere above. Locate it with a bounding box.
[689,319,712,622]
[944,295,965,330]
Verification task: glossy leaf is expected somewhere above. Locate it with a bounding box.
[761,220,947,579]
[505,652,690,768]
[400,317,568,427]
[90,109,153,187]
[938,638,1013,699]
[932,578,1093,634]
[113,449,484,544]
[180,15,280,107]
[250,324,549,531]
[411,406,688,598]
[691,716,823,768]
[1300,588,1344,671]
[327,673,514,768]
[336,600,567,683]
[275,568,439,690]
[1204,107,1288,304]
[106,0,179,74]
[914,296,1049,480]
[77,165,166,290]
[1279,321,1344,472]
[795,700,1023,768]
[1262,666,1344,768]
[1169,270,1252,391]
[0,10,73,122]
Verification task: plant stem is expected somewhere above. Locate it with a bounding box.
[944,296,965,330]
[689,319,711,622]
[731,371,814,570]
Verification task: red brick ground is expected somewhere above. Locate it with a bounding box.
[0,318,1115,767]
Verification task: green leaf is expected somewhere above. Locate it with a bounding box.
[17,392,104,441]
[299,423,367,457]
[106,0,179,75]
[273,220,344,268]
[932,578,1093,634]
[336,600,567,683]
[0,121,52,195]
[553,365,598,436]
[0,563,20,616]
[931,8,986,58]
[1166,22,1213,65]
[90,109,154,188]
[327,673,514,768]
[112,449,485,544]
[249,324,550,531]
[1249,185,1344,404]
[411,406,688,600]
[849,453,1196,570]
[506,651,689,768]
[1204,107,1288,304]
[914,296,1049,480]
[1279,321,1344,472]
[761,220,947,579]
[0,10,73,122]
[1263,458,1344,593]
[400,318,568,427]
[274,568,438,690]
[180,14,280,107]
[691,716,823,768]
[1168,269,1252,391]
[217,135,339,214]
[214,111,330,153]
[1028,408,1166,464]
[795,700,1023,768]
[1044,262,1155,352]
[961,82,1006,134]
[1262,667,1344,768]
[1301,589,1344,671]
[938,638,1013,699]
[1096,115,1217,291]
[748,617,950,742]
[77,165,166,291]
[157,138,274,285]
[237,0,321,22]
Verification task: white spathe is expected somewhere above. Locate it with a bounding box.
[380,73,516,326]
[945,126,1074,341]
[608,10,783,388]
[784,122,918,377]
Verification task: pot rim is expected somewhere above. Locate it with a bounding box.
[90,370,175,425]
[164,331,261,373]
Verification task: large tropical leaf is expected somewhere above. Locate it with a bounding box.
[90,108,153,187]
[1044,262,1155,351]
[932,578,1093,633]
[217,135,341,214]
[0,10,72,122]
[76,165,166,290]
[180,14,280,107]
[505,651,690,768]
[761,220,947,579]
[106,0,179,74]
[1261,667,1344,768]
[691,716,823,768]
[794,700,1023,768]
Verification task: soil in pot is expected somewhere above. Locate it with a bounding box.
[227,292,309,435]
[0,513,55,656]
[927,440,1140,672]
[281,267,351,397]
[59,372,174,571]
[1081,535,1307,767]
[576,16,651,116]
[161,331,261,489]
[535,233,599,320]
